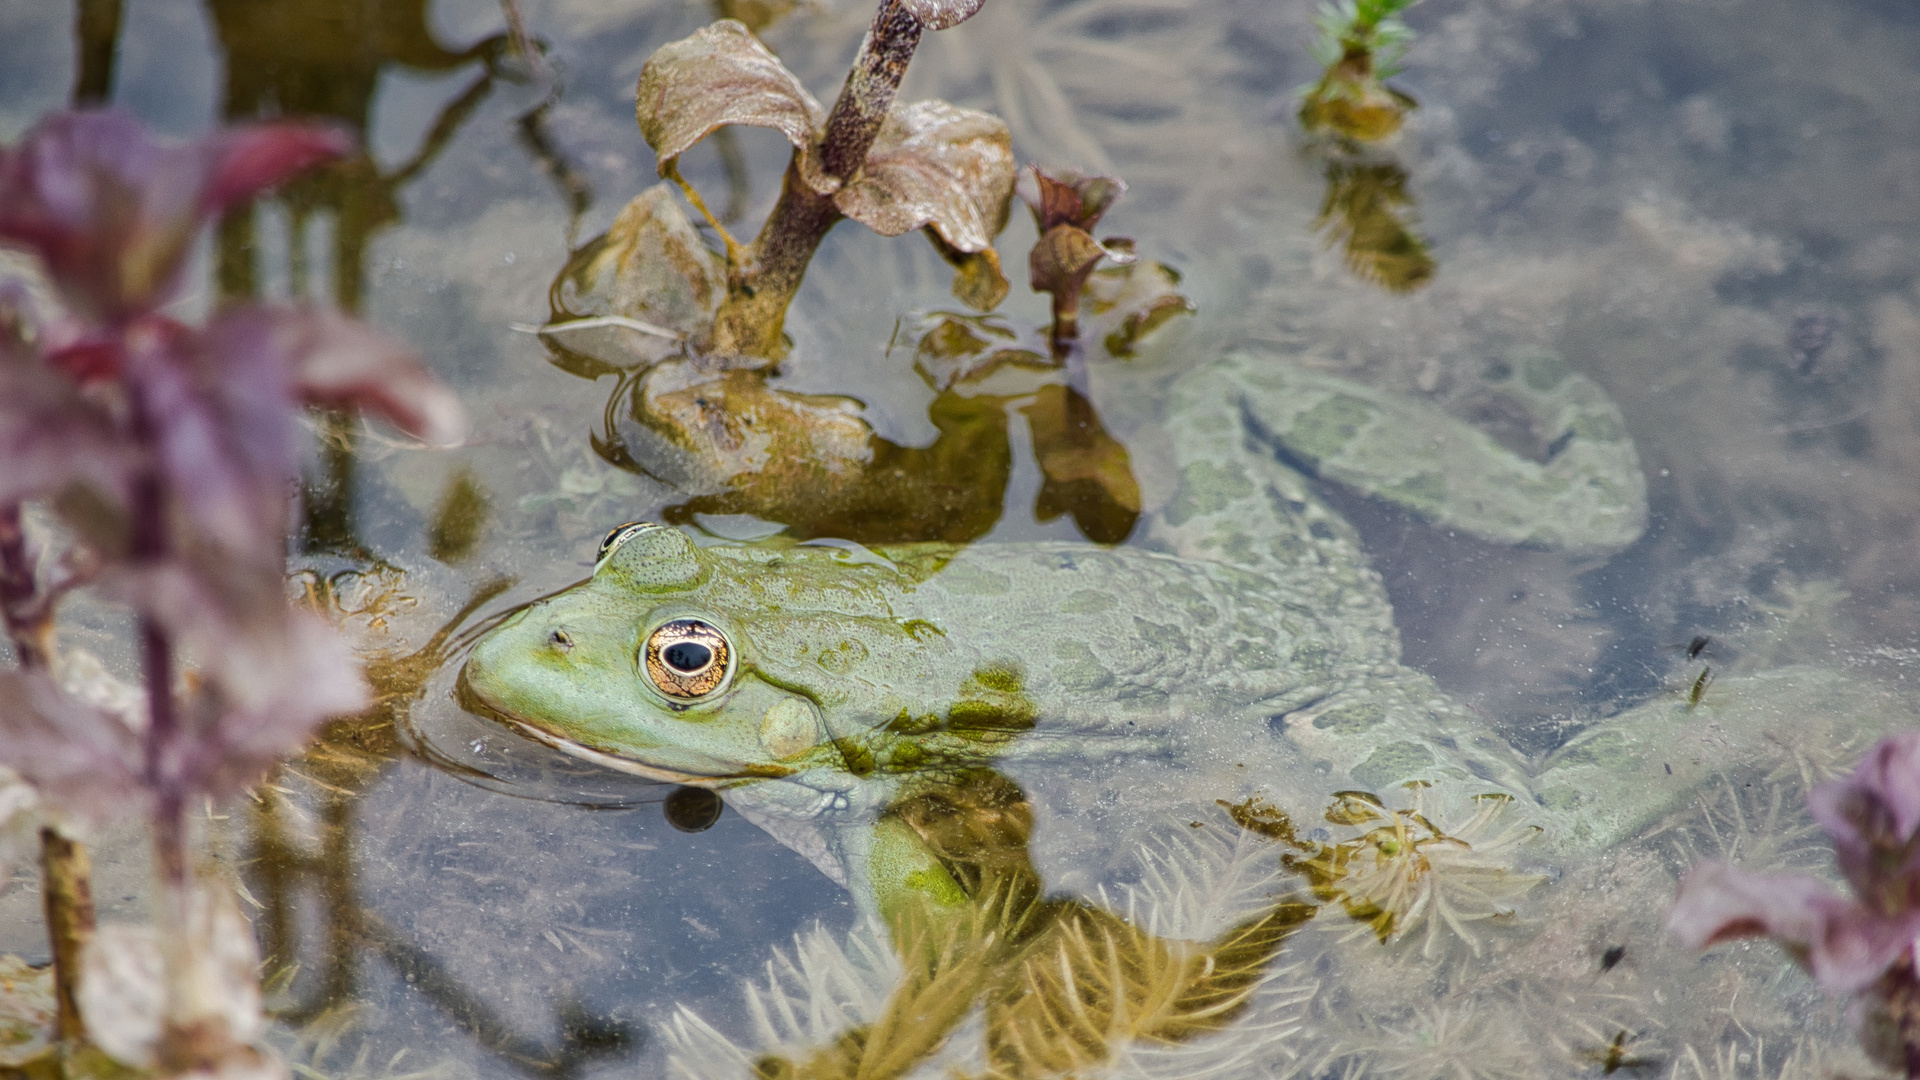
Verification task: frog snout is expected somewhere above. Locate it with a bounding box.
[463,603,595,713]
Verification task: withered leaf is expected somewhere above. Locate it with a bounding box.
[636,20,826,180]
[1018,167,1125,233]
[902,0,987,31]
[1085,260,1196,358]
[1028,224,1128,295]
[927,230,1010,312]
[910,313,1051,392]
[545,184,722,370]
[834,100,1015,255]
[560,185,723,334]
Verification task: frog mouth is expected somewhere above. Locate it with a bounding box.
[454,667,793,785]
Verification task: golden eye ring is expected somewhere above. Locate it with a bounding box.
[645,619,731,700]
[597,521,655,563]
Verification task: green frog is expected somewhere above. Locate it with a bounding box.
[459,350,1899,1073]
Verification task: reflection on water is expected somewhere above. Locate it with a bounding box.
[8,0,1920,1076]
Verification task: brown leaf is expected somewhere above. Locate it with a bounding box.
[636,20,827,183]
[1028,224,1117,295]
[1017,166,1125,233]
[902,0,987,31]
[1085,260,1195,358]
[926,230,1009,312]
[544,184,723,370]
[833,100,1014,254]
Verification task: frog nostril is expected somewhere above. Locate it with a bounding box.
[550,629,574,652]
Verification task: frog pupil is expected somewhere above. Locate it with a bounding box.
[663,641,712,673]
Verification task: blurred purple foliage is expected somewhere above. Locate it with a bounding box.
[0,109,466,822]
[1669,730,1920,1075]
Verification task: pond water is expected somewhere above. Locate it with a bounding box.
[6,0,1920,1076]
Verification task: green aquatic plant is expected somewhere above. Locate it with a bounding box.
[1299,0,1422,143]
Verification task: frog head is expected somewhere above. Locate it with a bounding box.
[461,523,852,788]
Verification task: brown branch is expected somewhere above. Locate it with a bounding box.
[704,0,929,360]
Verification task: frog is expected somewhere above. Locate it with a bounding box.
[458,348,1906,1073]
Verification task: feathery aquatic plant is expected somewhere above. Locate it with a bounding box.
[1287,788,1545,957]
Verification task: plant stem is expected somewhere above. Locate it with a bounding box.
[39,826,95,1042]
[704,0,927,360]
[0,505,50,667]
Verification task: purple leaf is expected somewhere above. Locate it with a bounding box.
[201,123,352,216]
[1668,860,1920,995]
[0,306,133,510]
[282,308,468,446]
[1810,730,1920,906]
[213,304,468,446]
[124,315,291,563]
[0,669,144,822]
[172,611,369,798]
[0,111,348,324]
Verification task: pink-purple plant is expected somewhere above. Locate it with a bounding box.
[0,109,464,1073]
[1668,731,1920,1076]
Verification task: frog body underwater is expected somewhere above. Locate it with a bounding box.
[462,349,1665,896]
[464,350,1920,1075]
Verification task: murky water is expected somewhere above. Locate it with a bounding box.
[6,0,1920,1076]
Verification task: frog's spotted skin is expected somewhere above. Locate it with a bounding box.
[1147,351,1646,804]
[463,346,1669,896]
[462,349,1920,1075]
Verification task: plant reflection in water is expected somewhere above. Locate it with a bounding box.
[259,571,637,1075]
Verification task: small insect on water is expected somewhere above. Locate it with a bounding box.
[1599,944,1626,972]
[1578,1029,1657,1074]
[1665,635,1710,660]
[1685,667,1714,712]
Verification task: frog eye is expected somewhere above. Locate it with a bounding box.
[644,619,731,699]
[597,521,654,563]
